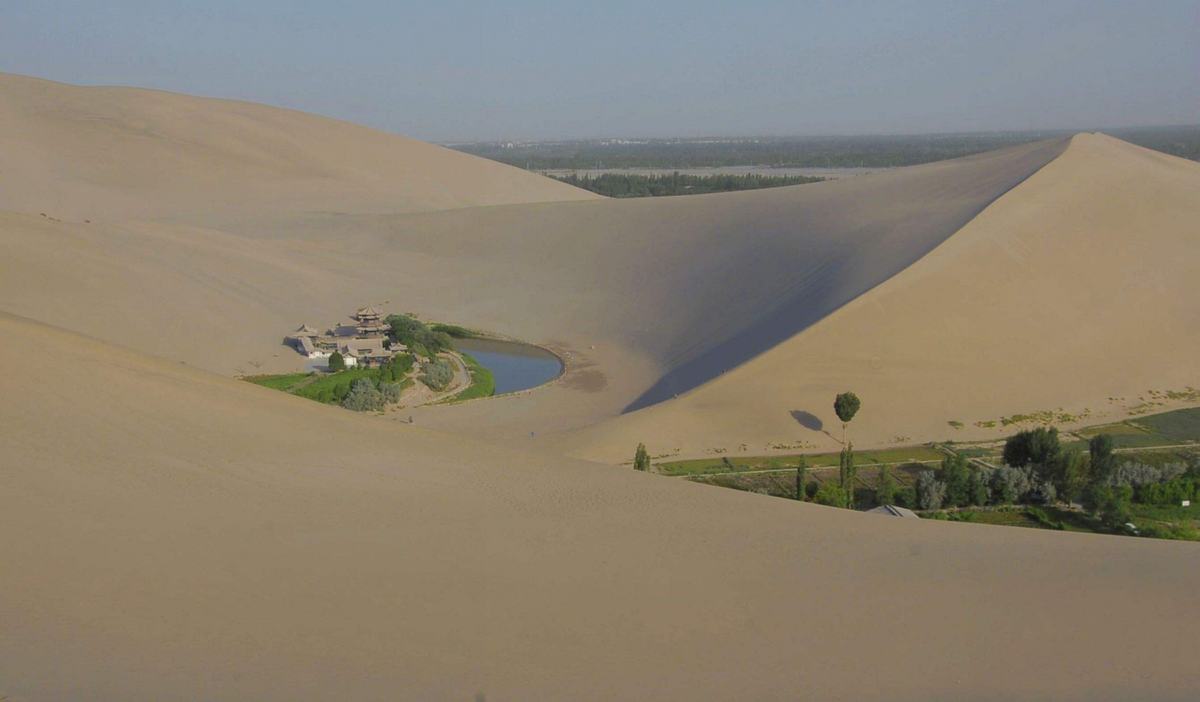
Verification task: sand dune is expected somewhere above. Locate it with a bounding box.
[3,311,1198,701]
[0,72,597,222]
[3,75,1200,700]
[562,133,1200,460]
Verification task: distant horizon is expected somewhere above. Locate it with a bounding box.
[2,1,1196,142]
[438,122,1200,146]
[8,68,1198,146]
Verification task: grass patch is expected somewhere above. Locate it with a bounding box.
[1136,407,1200,443]
[244,372,313,391]
[244,368,382,404]
[1073,406,1200,449]
[293,368,377,403]
[1130,503,1200,540]
[440,352,495,403]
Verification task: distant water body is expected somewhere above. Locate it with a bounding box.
[455,338,562,395]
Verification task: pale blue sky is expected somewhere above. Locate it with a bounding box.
[2,1,1196,141]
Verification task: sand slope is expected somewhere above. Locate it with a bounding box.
[0,75,1194,460]
[0,72,598,222]
[0,133,1067,417]
[2,311,1198,701]
[564,133,1200,460]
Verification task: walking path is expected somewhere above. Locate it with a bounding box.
[393,352,471,408]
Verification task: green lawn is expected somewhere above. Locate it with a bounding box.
[1128,503,1200,540]
[244,372,313,392]
[292,368,377,402]
[1135,407,1200,443]
[658,446,944,477]
[1074,406,1200,448]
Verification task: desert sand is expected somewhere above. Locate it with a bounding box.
[2,73,1199,700]
[3,311,1199,701]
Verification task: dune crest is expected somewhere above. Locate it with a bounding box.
[0,72,598,221]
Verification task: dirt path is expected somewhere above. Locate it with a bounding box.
[392,352,470,409]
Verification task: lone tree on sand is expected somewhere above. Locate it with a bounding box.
[633,443,650,471]
[328,350,346,372]
[833,391,861,446]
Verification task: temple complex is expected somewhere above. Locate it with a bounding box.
[287,306,402,368]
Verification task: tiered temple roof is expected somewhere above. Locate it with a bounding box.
[353,305,389,335]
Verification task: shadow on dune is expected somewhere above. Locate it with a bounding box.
[790,410,824,431]
[622,137,1069,413]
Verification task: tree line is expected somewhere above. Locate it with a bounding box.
[551,172,823,198]
[630,391,1200,537]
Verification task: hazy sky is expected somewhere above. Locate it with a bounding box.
[2,1,1197,141]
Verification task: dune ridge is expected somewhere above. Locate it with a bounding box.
[0,72,598,222]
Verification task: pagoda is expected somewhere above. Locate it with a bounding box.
[352,305,389,337]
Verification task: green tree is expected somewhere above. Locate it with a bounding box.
[1003,427,1061,469]
[327,350,345,372]
[1052,449,1089,505]
[967,467,991,506]
[1098,485,1133,530]
[1089,434,1116,485]
[938,454,971,507]
[834,391,861,446]
[838,443,857,508]
[795,456,809,501]
[875,464,897,506]
[633,443,650,471]
[915,470,947,510]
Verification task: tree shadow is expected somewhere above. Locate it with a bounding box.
[790,410,823,431]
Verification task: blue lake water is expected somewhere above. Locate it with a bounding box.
[454,337,562,395]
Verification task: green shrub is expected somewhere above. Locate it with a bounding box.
[893,486,916,508]
[814,482,849,508]
[419,358,454,391]
[390,353,415,380]
[379,381,403,404]
[430,323,475,338]
[1137,477,1200,506]
[341,378,385,411]
[875,465,897,505]
[328,350,345,372]
[386,314,454,358]
[1025,507,1065,530]
[915,470,946,510]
